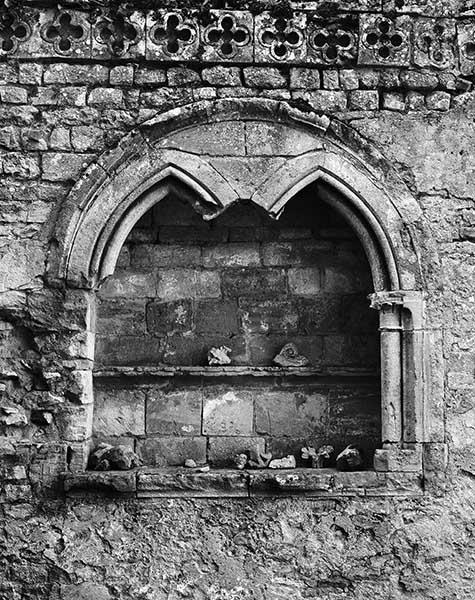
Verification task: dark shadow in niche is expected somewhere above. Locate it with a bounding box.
[92,183,381,470]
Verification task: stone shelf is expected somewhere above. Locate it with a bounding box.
[93,366,379,379]
[62,468,423,499]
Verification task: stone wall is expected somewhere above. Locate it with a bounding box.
[0,1,474,598]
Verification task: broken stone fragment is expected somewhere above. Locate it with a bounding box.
[248,450,272,469]
[268,455,296,469]
[0,404,27,426]
[207,346,232,365]
[272,343,309,367]
[234,453,248,470]
[30,409,53,426]
[184,458,197,468]
[336,445,363,472]
[303,444,335,468]
[89,443,141,471]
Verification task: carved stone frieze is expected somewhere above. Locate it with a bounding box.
[202,10,253,62]
[92,10,145,58]
[147,10,199,61]
[0,6,469,72]
[40,10,90,57]
[458,20,475,75]
[307,14,358,66]
[413,18,456,70]
[255,12,307,63]
[358,15,411,66]
[0,9,31,56]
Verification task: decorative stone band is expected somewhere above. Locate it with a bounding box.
[0,7,474,73]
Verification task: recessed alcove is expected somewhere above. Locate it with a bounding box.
[92,183,381,469]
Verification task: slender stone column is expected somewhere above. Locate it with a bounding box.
[379,304,403,443]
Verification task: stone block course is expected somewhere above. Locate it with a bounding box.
[157,269,221,301]
[0,86,27,104]
[322,70,340,90]
[110,65,134,86]
[99,271,157,298]
[289,68,321,89]
[202,66,241,86]
[43,64,109,85]
[167,67,201,86]
[195,299,238,335]
[42,152,93,181]
[295,90,347,112]
[243,67,286,89]
[146,300,193,335]
[138,436,207,467]
[208,436,266,467]
[239,298,299,334]
[255,390,328,437]
[88,88,124,108]
[146,388,202,435]
[222,268,287,297]
[97,298,147,336]
[203,390,253,436]
[349,90,379,110]
[426,91,451,111]
[288,267,322,295]
[202,243,260,268]
[130,244,201,268]
[93,389,146,437]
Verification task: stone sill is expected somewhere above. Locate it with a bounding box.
[93,366,379,379]
[62,468,423,499]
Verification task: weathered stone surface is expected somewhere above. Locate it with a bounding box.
[249,468,333,496]
[208,436,265,467]
[146,299,193,334]
[146,388,201,435]
[255,390,327,437]
[137,436,207,467]
[222,267,287,297]
[93,389,146,437]
[195,299,238,335]
[203,390,253,436]
[63,470,136,494]
[157,269,221,300]
[137,468,248,497]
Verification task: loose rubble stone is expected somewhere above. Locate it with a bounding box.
[207,346,232,366]
[89,444,141,471]
[268,455,297,469]
[273,343,310,367]
[336,445,364,471]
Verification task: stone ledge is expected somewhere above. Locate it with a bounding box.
[93,365,378,379]
[62,468,423,499]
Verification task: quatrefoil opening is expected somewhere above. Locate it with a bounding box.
[364,18,404,60]
[260,17,303,59]
[95,14,140,57]
[151,14,196,56]
[204,15,250,58]
[0,10,30,53]
[42,12,85,54]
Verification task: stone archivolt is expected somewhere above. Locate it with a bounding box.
[0,5,474,73]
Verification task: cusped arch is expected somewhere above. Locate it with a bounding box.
[48,98,427,293]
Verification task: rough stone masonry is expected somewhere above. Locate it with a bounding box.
[0,0,475,598]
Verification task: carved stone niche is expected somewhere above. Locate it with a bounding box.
[48,99,444,497]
